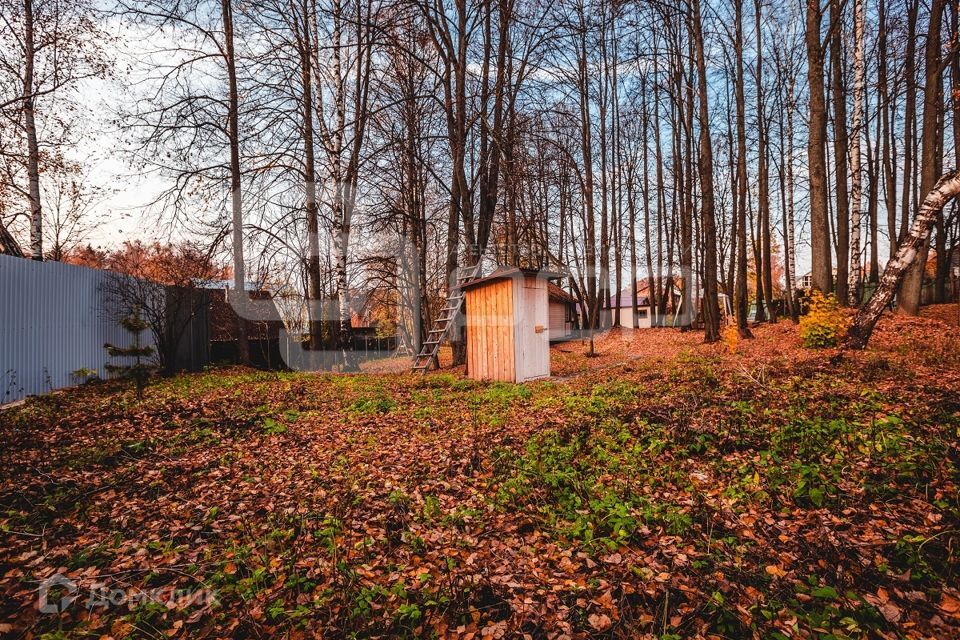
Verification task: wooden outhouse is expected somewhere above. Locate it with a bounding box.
[462,267,563,382]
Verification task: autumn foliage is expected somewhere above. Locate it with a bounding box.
[63,240,230,286]
[1,315,958,639]
[799,291,850,348]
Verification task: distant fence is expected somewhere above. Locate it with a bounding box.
[0,255,161,404]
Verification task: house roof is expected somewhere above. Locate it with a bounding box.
[548,282,576,305]
[208,288,283,341]
[195,279,268,292]
[0,223,23,257]
[925,246,960,278]
[611,281,652,308]
[460,266,566,291]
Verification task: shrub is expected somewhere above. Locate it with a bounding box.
[722,324,739,353]
[799,292,848,348]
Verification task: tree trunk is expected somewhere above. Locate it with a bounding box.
[576,10,599,351]
[898,0,919,256]
[653,50,665,318]
[755,0,774,322]
[879,0,898,260]
[806,0,832,293]
[867,91,881,283]
[777,80,795,320]
[848,170,960,347]
[642,73,656,323]
[628,161,638,329]
[678,44,694,329]
[298,0,324,353]
[830,0,850,304]
[899,0,945,315]
[23,0,42,261]
[222,0,249,366]
[334,225,355,370]
[848,0,865,300]
[692,0,720,343]
[734,0,752,338]
[785,73,799,320]
[597,19,611,331]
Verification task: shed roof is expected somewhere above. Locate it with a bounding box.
[460,266,566,291]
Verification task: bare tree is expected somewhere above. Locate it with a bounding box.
[899,0,947,315]
[0,0,107,260]
[848,0,865,300]
[805,0,833,294]
[691,0,720,342]
[733,0,752,338]
[118,0,253,363]
[849,170,960,346]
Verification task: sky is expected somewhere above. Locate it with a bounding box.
[41,10,820,286]
[65,21,182,249]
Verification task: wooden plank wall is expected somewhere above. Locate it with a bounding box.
[465,279,515,381]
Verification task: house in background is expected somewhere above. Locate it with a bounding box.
[0,223,23,257]
[205,283,285,369]
[548,283,577,341]
[922,244,960,304]
[610,281,656,328]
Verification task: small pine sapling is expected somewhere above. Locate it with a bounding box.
[104,308,156,399]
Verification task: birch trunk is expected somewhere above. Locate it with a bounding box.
[848,170,960,347]
[222,0,249,365]
[848,0,865,300]
[786,74,798,319]
[899,0,946,315]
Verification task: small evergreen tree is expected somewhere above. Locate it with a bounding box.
[104,308,156,399]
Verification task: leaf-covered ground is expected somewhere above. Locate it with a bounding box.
[1,310,959,639]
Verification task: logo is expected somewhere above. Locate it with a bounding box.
[36,573,217,615]
[37,574,78,614]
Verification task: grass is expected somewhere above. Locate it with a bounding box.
[1,319,958,639]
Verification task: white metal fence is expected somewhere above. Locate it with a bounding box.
[0,255,157,404]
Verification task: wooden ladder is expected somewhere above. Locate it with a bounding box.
[411,263,482,373]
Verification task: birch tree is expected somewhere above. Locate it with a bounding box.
[848,0,865,300]
[0,0,107,260]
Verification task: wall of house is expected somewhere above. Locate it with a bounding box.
[616,305,653,329]
[548,301,571,341]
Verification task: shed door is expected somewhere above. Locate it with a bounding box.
[514,277,550,381]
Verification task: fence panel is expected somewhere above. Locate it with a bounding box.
[0,255,157,404]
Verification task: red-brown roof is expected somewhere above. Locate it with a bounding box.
[208,288,283,342]
[548,282,576,305]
